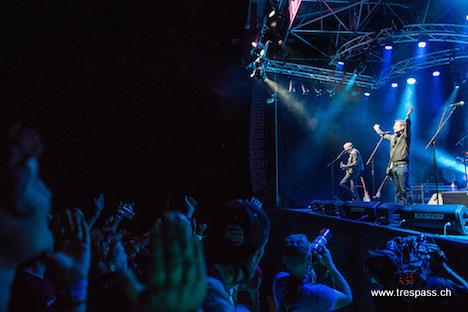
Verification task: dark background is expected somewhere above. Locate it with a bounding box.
[1,1,255,226]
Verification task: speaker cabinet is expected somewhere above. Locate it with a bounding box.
[396,204,468,235]
[428,191,468,207]
[309,200,345,216]
[340,201,380,221]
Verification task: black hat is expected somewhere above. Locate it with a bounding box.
[204,199,270,266]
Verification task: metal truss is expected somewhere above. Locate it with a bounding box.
[264,59,375,88]
[375,48,468,88]
[334,24,468,64]
[264,47,468,89]
[286,0,416,61]
[254,1,468,89]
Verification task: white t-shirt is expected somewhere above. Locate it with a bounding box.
[272,272,337,312]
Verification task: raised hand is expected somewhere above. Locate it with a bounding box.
[88,193,105,228]
[249,197,263,210]
[140,211,207,312]
[373,124,381,133]
[94,193,105,213]
[405,106,414,118]
[313,245,335,269]
[46,209,91,284]
[110,202,135,230]
[183,195,197,219]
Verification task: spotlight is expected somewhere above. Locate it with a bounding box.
[251,41,258,48]
[455,85,460,89]
[391,82,399,88]
[384,45,393,50]
[278,39,283,46]
[268,10,276,18]
[417,40,427,48]
[432,70,440,77]
[337,61,345,66]
[288,80,296,93]
[364,92,371,97]
[407,77,416,85]
[466,14,468,21]
[301,83,310,96]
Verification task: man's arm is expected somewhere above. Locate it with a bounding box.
[404,107,413,142]
[343,151,357,168]
[373,124,391,141]
[315,246,353,310]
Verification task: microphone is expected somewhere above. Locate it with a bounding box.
[449,100,464,107]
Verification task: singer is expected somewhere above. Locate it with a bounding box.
[373,107,414,205]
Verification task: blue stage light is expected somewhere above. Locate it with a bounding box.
[407,77,416,85]
[385,45,393,50]
[364,92,371,97]
[417,40,427,48]
[391,82,398,88]
[337,61,345,66]
[432,70,440,77]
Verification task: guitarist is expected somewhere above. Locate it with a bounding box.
[339,142,365,201]
[373,107,414,205]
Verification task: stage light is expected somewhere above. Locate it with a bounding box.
[288,80,296,93]
[301,82,310,96]
[385,45,393,50]
[337,60,345,66]
[417,40,427,48]
[466,14,468,21]
[391,82,398,88]
[259,49,265,56]
[455,85,460,89]
[251,41,258,48]
[364,92,371,97]
[268,10,276,18]
[407,77,416,85]
[278,39,283,46]
[432,70,440,77]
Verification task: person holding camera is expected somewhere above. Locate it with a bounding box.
[272,234,352,312]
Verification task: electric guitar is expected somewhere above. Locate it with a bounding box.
[360,177,371,202]
[373,175,390,200]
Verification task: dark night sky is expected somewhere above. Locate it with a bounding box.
[1,1,254,219]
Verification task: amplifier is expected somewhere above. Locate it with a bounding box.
[340,201,380,221]
[427,191,468,207]
[309,200,345,216]
[396,204,468,235]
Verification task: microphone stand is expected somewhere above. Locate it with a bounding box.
[425,104,460,204]
[327,150,345,199]
[366,136,385,195]
[456,134,468,188]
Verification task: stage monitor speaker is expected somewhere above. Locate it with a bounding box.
[340,201,380,221]
[396,204,468,235]
[375,202,404,225]
[309,200,345,216]
[427,191,468,207]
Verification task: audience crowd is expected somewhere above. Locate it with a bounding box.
[0,120,466,311]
